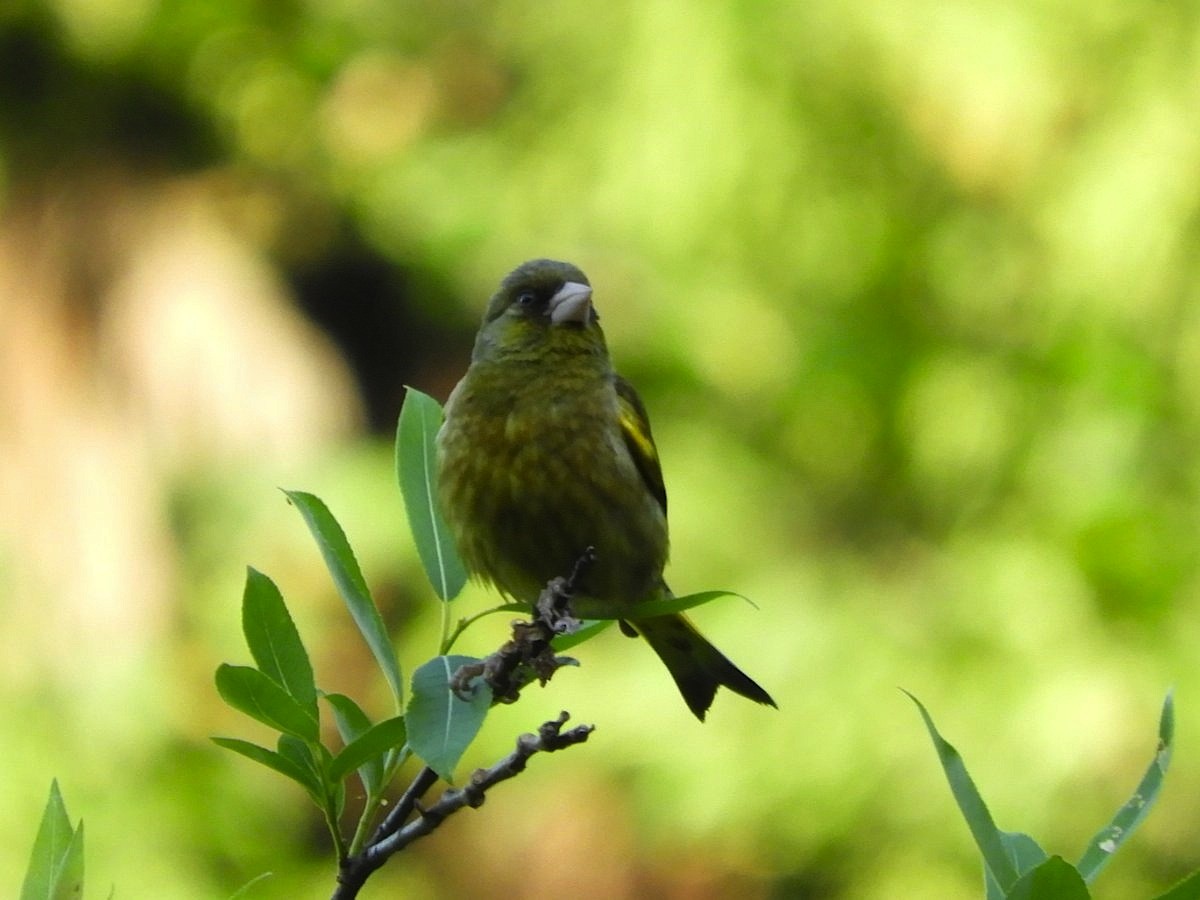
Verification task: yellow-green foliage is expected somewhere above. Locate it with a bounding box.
[2,1,1199,897]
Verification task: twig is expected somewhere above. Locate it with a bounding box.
[367,765,438,847]
[330,552,598,899]
[332,713,594,899]
[450,547,595,704]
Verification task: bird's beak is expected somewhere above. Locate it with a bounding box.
[548,281,593,325]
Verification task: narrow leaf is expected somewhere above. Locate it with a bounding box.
[215,664,319,742]
[396,387,467,601]
[550,618,614,652]
[229,872,274,898]
[986,833,1050,900]
[1077,690,1175,882]
[324,691,373,737]
[329,715,409,784]
[57,823,85,900]
[242,567,316,715]
[212,737,321,797]
[277,734,320,778]
[1154,868,1200,900]
[323,692,380,792]
[21,779,83,900]
[284,490,404,710]
[407,655,492,781]
[905,691,1019,891]
[619,590,752,620]
[277,734,337,814]
[1003,857,1090,900]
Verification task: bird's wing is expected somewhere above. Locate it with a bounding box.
[614,375,667,515]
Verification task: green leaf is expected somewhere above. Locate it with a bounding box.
[228,871,274,898]
[241,567,316,715]
[568,591,746,621]
[619,590,751,620]
[407,655,492,781]
[396,387,467,601]
[1153,868,1200,900]
[905,691,1019,891]
[324,693,383,795]
[986,833,1049,900]
[21,779,84,900]
[1077,690,1174,882]
[329,715,409,784]
[54,824,84,900]
[215,664,320,742]
[1003,857,1090,900]
[284,490,405,710]
[277,734,342,814]
[212,737,322,798]
[550,618,614,652]
[277,734,320,778]
[324,691,373,738]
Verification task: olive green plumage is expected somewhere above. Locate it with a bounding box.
[437,259,775,720]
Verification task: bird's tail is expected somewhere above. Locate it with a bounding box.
[633,613,776,721]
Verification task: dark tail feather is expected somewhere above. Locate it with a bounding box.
[635,613,776,721]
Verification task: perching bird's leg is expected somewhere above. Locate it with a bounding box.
[449,549,594,703]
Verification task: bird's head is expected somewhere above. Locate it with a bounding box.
[472,259,604,363]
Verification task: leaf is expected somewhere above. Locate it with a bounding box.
[284,490,404,710]
[212,737,322,798]
[324,691,373,738]
[550,619,614,652]
[986,833,1049,900]
[241,567,316,715]
[277,734,320,779]
[396,387,467,601]
[406,655,492,781]
[20,779,72,900]
[329,715,409,784]
[565,590,752,625]
[905,691,1019,892]
[277,734,341,814]
[323,693,383,794]
[1153,868,1200,900]
[54,824,84,900]
[1077,690,1175,882]
[1003,857,1090,900]
[215,664,320,742]
[228,872,274,898]
[21,779,84,900]
[619,590,752,620]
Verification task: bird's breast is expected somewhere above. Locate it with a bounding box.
[437,370,668,607]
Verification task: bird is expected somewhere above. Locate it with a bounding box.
[436,258,775,720]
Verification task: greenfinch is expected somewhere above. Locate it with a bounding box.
[437,259,775,720]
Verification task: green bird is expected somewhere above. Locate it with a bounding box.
[437,258,775,720]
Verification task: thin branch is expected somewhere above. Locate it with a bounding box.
[368,765,438,847]
[332,713,594,899]
[330,552,598,899]
[450,547,595,704]
[439,602,528,656]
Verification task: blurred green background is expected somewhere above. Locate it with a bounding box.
[2,0,1198,897]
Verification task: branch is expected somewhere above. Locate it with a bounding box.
[450,546,595,704]
[367,765,438,847]
[331,552,598,899]
[332,712,594,899]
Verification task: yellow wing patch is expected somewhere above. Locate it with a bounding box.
[615,375,667,515]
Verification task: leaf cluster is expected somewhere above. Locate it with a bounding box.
[211,391,492,875]
[908,691,1198,899]
[20,387,1198,898]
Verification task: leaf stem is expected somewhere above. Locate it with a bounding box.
[440,599,452,655]
[439,603,528,655]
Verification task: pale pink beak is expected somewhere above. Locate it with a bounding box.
[548,281,593,324]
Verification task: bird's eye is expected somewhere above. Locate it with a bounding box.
[515,291,537,308]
